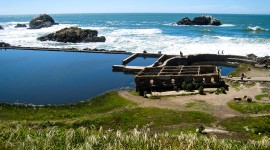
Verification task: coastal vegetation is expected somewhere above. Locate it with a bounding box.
[228,64,251,77]
[1,91,270,149]
[228,101,270,114]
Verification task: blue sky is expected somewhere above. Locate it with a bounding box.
[1,0,269,15]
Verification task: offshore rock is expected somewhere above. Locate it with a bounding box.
[37,27,106,43]
[177,15,222,26]
[29,14,58,29]
[15,23,27,28]
[0,42,11,47]
[0,25,3,30]
[177,17,194,25]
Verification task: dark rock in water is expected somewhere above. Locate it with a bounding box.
[0,42,11,47]
[177,15,222,26]
[15,23,27,28]
[177,17,194,25]
[29,14,58,29]
[37,27,106,43]
[210,18,222,26]
[0,25,3,30]
[192,16,212,25]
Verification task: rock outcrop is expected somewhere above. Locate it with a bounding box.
[15,24,27,28]
[177,15,222,26]
[29,14,58,29]
[37,27,106,43]
[0,25,3,30]
[177,17,194,25]
[0,42,11,47]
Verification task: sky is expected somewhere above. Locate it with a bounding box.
[0,0,269,15]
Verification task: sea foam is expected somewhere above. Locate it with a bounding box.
[246,26,269,32]
[0,22,269,57]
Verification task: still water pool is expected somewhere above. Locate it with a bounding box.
[0,49,136,105]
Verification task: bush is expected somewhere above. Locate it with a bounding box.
[182,82,187,90]
[186,83,194,91]
[198,86,204,95]
[220,87,226,94]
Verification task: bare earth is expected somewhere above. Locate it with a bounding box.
[119,66,270,119]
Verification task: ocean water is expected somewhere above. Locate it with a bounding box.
[0,13,269,56]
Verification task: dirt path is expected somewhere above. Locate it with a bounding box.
[119,83,265,118]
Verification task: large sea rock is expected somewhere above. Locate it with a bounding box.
[29,14,58,29]
[15,23,27,28]
[0,42,11,47]
[37,27,106,43]
[177,15,222,26]
[0,25,3,30]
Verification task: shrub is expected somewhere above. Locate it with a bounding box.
[220,87,226,94]
[186,83,194,91]
[198,86,204,95]
[182,82,187,90]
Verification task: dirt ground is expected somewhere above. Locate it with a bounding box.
[119,67,270,118]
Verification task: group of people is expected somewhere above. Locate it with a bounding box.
[218,50,224,55]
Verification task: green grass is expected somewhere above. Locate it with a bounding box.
[185,102,197,108]
[128,89,140,96]
[1,91,270,149]
[255,88,269,100]
[228,64,251,77]
[1,125,270,150]
[228,101,270,114]
[219,116,270,138]
[255,94,269,100]
[0,91,137,121]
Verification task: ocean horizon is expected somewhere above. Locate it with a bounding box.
[0,13,270,56]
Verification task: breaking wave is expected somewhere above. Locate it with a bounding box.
[245,26,269,32]
[0,21,270,57]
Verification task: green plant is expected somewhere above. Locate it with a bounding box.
[251,117,270,134]
[182,82,187,90]
[186,83,194,91]
[1,125,270,150]
[198,86,204,95]
[228,101,270,114]
[220,87,226,94]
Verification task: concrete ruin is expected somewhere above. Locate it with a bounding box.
[135,65,221,95]
[113,52,257,95]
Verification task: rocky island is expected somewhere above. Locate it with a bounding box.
[0,25,3,30]
[15,24,27,28]
[37,27,106,43]
[177,15,222,26]
[29,14,58,29]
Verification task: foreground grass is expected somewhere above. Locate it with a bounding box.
[219,116,270,138]
[228,101,270,114]
[1,91,270,149]
[0,91,137,121]
[1,125,270,150]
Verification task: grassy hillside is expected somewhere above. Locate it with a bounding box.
[0,91,270,149]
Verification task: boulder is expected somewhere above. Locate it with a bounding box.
[177,17,194,25]
[37,27,106,43]
[0,25,3,30]
[210,18,222,26]
[15,23,27,28]
[29,14,58,29]
[177,15,222,26]
[0,42,11,47]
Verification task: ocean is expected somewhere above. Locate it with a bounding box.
[0,13,269,56]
